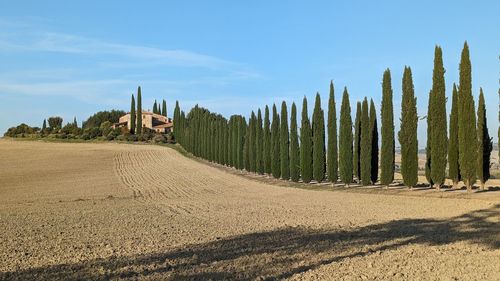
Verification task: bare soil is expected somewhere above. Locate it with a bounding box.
[0,139,498,280]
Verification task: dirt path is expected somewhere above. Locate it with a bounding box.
[0,140,498,280]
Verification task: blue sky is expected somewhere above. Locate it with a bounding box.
[0,1,498,146]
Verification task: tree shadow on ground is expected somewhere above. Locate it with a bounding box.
[2,204,499,281]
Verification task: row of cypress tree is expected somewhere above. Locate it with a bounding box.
[171,42,496,191]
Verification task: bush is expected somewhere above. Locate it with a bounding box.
[166,132,176,143]
[126,134,138,142]
[152,134,167,143]
[83,110,125,129]
[4,123,39,137]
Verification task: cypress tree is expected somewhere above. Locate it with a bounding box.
[263,106,272,174]
[42,119,47,132]
[173,101,180,142]
[300,97,313,183]
[312,93,326,182]
[380,69,395,186]
[353,102,362,182]
[256,109,264,174]
[153,100,158,114]
[73,117,78,127]
[430,46,448,189]
[448,83,460,187]
[458,42,477,192]
[280,102,290,180]
[158,105,161,116]
[327,81,338,183]
[477,88,492,190]
[271,104,281,178]
[238,117,246,170]
[360,98,371,185]
[244,117,251,171]
[290,102,300,182]
[399,66,418,188]
[339,88,353,185]
[498,88,499,163]
[249,112,257,172]
[130,94,136,134]
[162,100,167,117]
[369,99,379,184]
[136,86,143,135]
[425,89,433,186]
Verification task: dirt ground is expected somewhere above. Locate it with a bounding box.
[0,139,499,280]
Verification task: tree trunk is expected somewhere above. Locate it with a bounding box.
[466,180,472,193]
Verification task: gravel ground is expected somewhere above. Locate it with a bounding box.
[0,139,498,280]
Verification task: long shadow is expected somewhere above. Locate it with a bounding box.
[2,204,498,280]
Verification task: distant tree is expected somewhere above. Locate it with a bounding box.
[300,97,313,183]
[327,81,338,183]
[369,99,379,184]
[136,86,143,135]
[353,102,362,182]
[360,98,371,186]
[153,100,158,114]
[130,94,136,134]
[339,88,353,185]
[448,83,460,187]
[256,109,264,174]
[271,104,281,179]
[162,100,167,117]
[280,102,290,180]
[430,46,448,189]
[477,88,492,190]
[73,117,78,127]
[458,42,477,192]
[312,93,325,182]
[399,66,418,188]
[48,116,63,130]
[42,119,47,132]
[83,110,125,129]
[158,104,161,116]
[380,69,395,186]
[290,102,300,182]
[263,106,272,174]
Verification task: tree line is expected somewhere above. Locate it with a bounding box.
[172,42,496,192]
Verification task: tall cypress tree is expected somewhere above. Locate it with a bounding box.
[271,104,281,179]
[448,83,460,187]
[153,100,158,114]
[430,46,448,189]
[399,66,418,188]
[42,119,47,132]
[327,81,338,183]
[300,97,313,183]
[263,106,272,174]
[130,94,136,134]
[360,98,371,186]
[256,109,264,174]
[249,111,257,172]
[425,89,433,186]
[162,100,167,117]
[173,101,180,142]
[380,69,395,186]
[290,102,300,182]
[136,86,143,135]
[458,42,477,192]
[477,88,492,190]
[369,99,379,184]
[353,102,362,182]
[280,102,290,180]
[339,88,353,185]
[312,93,325,182]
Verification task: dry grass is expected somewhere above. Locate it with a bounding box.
[0,139,499,280]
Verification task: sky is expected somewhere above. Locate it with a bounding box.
[0,0,499,147]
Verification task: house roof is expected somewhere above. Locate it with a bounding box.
[153,123,174,128]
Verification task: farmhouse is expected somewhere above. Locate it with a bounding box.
[114,111,173,133]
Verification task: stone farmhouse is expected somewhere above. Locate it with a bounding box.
[114,111,173,133]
